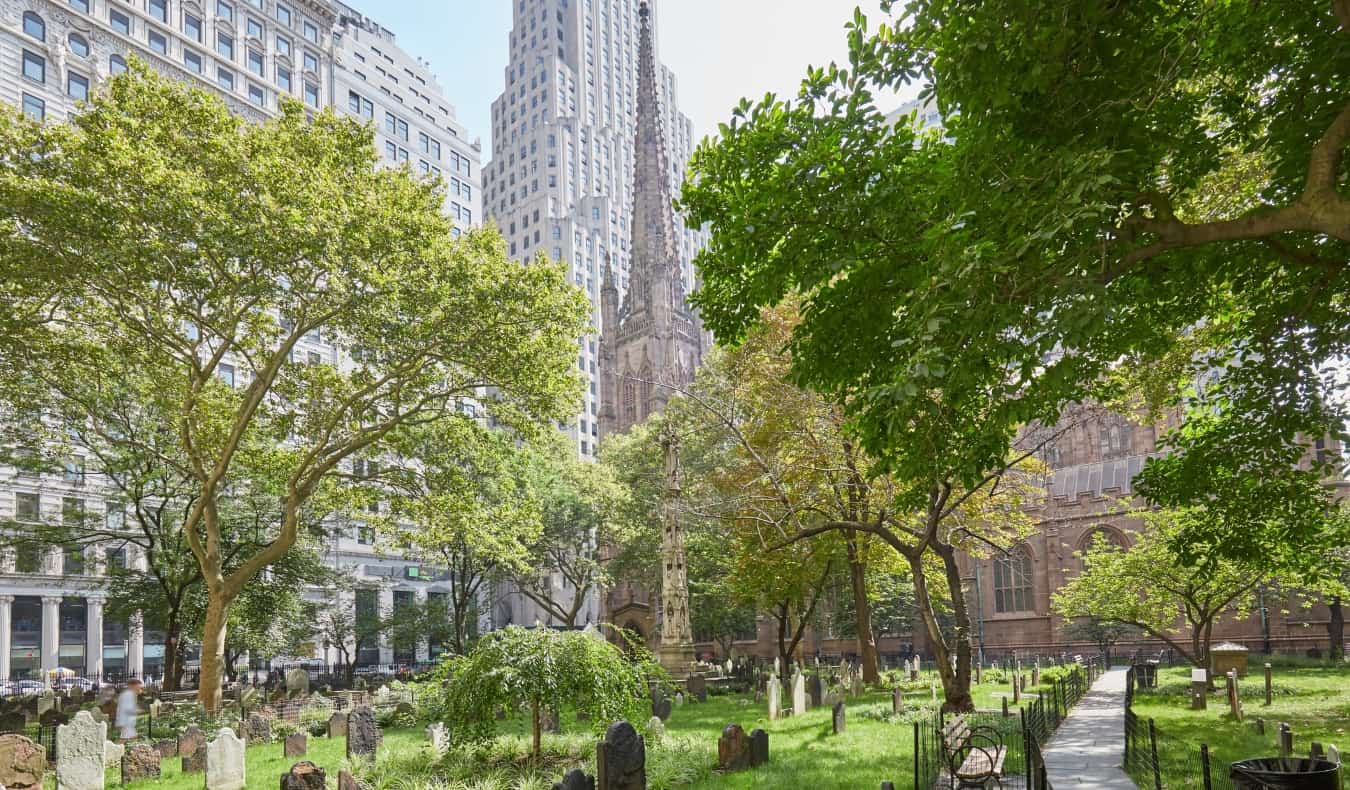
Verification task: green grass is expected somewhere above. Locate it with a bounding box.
[1128,663,1350,789]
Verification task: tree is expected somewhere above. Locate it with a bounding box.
[686,529,758,659]
[1053,511,1270,672]
[1060,619,1138,669]
[440,626,659,760]
[679,1,1350,577]
[0,64,587,708]
[314,596,383,687]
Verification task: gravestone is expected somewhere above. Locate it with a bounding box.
[1226,671,1244,722]
[427,722,450,757]
[851,674,864,698]
[285,669,310,698]
[182,747,206,774]
[767,677,781,721]
[39,709,70,729]
[121,744,162,784]
[179,725,206,758]
[280,761,325,790]
[206,728,246,790]
[651,697,672,722]
[791,671,806,717]
[596,721,645,790]
[908,657,919,682]
[554,768,595,790]
[892,688,904,715]
[0,712,26,733]
[1328,744,1341,765]
[832,702,846,735]
[284,733,307,758]
[749,729,768,767]
[1191,669,1208,710]
[541,707,562,734]
[1279,723,1294,758]
[0,733,46,790]
[56,710,106,790]
[337,770,360,790]
[346,706,380,758]
[808,675,824,708]
[674,693,684,707]
[103,740,124,770]
[154,739,177,759]
[246,712,273,744]
[717,724,752,771]
[687,675,708,703]
[328,712,348,738]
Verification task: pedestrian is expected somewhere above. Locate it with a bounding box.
[115,678,143,742]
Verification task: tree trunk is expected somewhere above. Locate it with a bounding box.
[197,591,231,711]
[908,550,974,713]
[935,544,975,712]
[162,627,181,692]
[845,532,880,683]
[530,698,542,761]
[1329,597,1344,659]
[774,604,791,670]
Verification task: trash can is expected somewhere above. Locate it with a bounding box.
[1230,758,1342,789]
[1132,663,1158,689]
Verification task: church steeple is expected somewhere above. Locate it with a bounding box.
[627,0,685,323]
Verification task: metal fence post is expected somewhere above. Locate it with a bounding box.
[1201,743,1212,790]
[913,719,920,790]
[1022,706,1032,789]
[1149,718,1162,790]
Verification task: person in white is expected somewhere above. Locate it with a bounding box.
[115,678,143,742]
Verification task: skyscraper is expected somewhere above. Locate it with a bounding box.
[482,0,705,462]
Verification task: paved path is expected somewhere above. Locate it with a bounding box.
[1042,667,1137,789]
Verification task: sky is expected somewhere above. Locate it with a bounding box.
[346,0,912,153]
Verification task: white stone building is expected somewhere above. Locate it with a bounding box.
[0,0,484,684]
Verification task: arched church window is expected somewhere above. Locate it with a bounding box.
[994,546,1034,613]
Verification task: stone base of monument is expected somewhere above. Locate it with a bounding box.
[658,643,697,678]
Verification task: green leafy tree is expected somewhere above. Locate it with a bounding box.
[679,1,1350,578]
[1060,618,1139,668]
[440,626,660,759]
[687,529,758,659]
[0,64,586,707]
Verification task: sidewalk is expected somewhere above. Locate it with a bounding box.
[1042,667,1137,789]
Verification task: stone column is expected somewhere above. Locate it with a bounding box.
[86,596,104,682]
[378,588,394,666]
[414,588,430,663]
[0,595,13,679]
[127,613,144,680]
[41,595,62,685]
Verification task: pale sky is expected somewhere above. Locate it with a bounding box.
[350,0,915,150]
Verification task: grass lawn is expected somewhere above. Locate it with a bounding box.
[1127,663,1350,789]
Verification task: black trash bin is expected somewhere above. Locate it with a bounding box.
[1230,758,1342,789]
[1132,663,1158,689]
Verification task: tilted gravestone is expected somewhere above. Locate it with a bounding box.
[328,711,349,738]
[121,743,162,784]
[717,724,752,771]
[596,721,645,790]
[284,733,308,758]
[749,729,768,768]
[0,733,47,790]
[832,702,846,735]
[554,768,596,790]
[346,705,381,758]
[280,761,325,790]
[56,710,106,790]
[206,728,246,790]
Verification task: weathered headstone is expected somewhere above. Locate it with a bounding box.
[749,729,768,767]
[246,712,273,744]
[178,725,206,758]
[1327,744,1341,765]
[328,711,349,739]
[56,710,106,790]
[182,747,206,774]
[121,744,162,784]
[851,674,864,698]
[206,728,246,790]
[0,734,46,790]
[1032,661,1041,688]
[651,697,672,722]
[427,722,450,757]
[0,712,27,734]
[280,761,325,790]
[103,740,124,770]
[337,770,360,790]
[767,677,781,721]
[346,706,380,758]
[674,692,684,707]
[892,687,906,714]
[1012,676,1021,704]
[541,707,562,734]
[1191,669,1208,710]
[285,669,310,698]
[154,739,176,759]
[284,733,307,758]
[791,671,806,717]
[554,768,596,790]
[832,702,846,735]
[596,721,645,790]
[717,724,752,771]
[687,675,708,703]
[808,675,824,708]
[1226,670,1244,722]
[647,716,665,743]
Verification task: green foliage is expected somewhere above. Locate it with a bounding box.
[438,626,660,756]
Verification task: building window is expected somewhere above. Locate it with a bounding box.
[110,9,130,34]
[217,32,234,59]
[276,65,291,92]
[184,50,202,73]
[248,49,264,76]
[348,90,372,119]
[303,82,317,107]
[105,546,127,571]
[22,12,45,41]
[216,66,234,90]
[184,13,202,42]
[21,50,45,84]
[218,363,235,387]
[149,0,167,23]
[216,0,233,21]
[246,16,263,39]
[248,83,265,105]
[148,30,168,54]
[15,492,40,523]
[69,0,90,12]
[993,547,1034,614]
[109,55,128,75]
[276,35,291,57]
[105,503,125,530]
[63,545,85,576]
[275,4,291,26]
[302,20,318,43]
[302,50,317,73]
[15,544,42,573]
[68,33,90,57]
[66,71,89,101]
[21,94,45,121]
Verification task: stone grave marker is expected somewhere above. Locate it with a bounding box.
[1327,744,1340,765]
[554,768,595,790]
[179,725,206,758]
[102,740,124,770]
[121,743,162,784]
[346,706,380,758]
[808,674,824,708]
[284,733,307,758]
[651,696,672,722]
[328,711,348,738]
[246,712,273,744]
[0,733,46,790]
[542,707,562,734]
[206,728,246,790]
[791,671,806,717]
[717,724,752,771]
[1279,723,1294,758]
[154,739,176,759]
[285,669,310,699]
[767,676,781,721]
[892,688,904,715]
[1190,669,1208,710]
[56,710,106,790]
[674,692,684,707]
[596,721,645,790]
[427,722,450,757]
[687,675,708,703]
[749,729,768,767]
[337,770,360,790]
[832,702,846,735]
[1226,670,1244,722]
[280,761,325,790]
[647,716,665,743]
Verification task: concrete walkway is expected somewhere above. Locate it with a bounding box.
[1042,667,1138,789]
